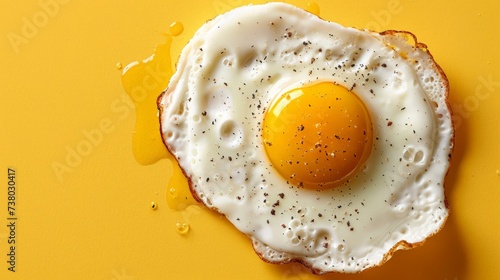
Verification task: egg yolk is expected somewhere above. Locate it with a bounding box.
[262,82,373,189]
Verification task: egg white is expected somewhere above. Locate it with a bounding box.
[159,2,452,273]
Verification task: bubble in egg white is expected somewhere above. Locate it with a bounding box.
[192,114,200,122]
[290,219,300,228]
[222,57,234,67]
[414,172,424,183]
[423,189,435,200]
[218,119,244,148]
[169,115,179,124]
[337,244,346,253]
[402,146,426,164]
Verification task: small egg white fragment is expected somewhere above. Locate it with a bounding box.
[158,2,452,274]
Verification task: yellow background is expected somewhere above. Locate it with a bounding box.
[1,0,499,279]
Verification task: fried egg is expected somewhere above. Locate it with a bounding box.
[158,2,453,274]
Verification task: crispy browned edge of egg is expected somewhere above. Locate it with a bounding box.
[156,29,455,275]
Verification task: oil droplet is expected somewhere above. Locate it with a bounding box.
[169,21,184,36]
[169,187,178,198]
[122,27,198,213]
[496,169,499,175]
[176,222,190,235]
[151,201,158,210]
[121,36,174,165]
[116,62,122,70]
[166,159,198,210]
[306,2,320,16]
